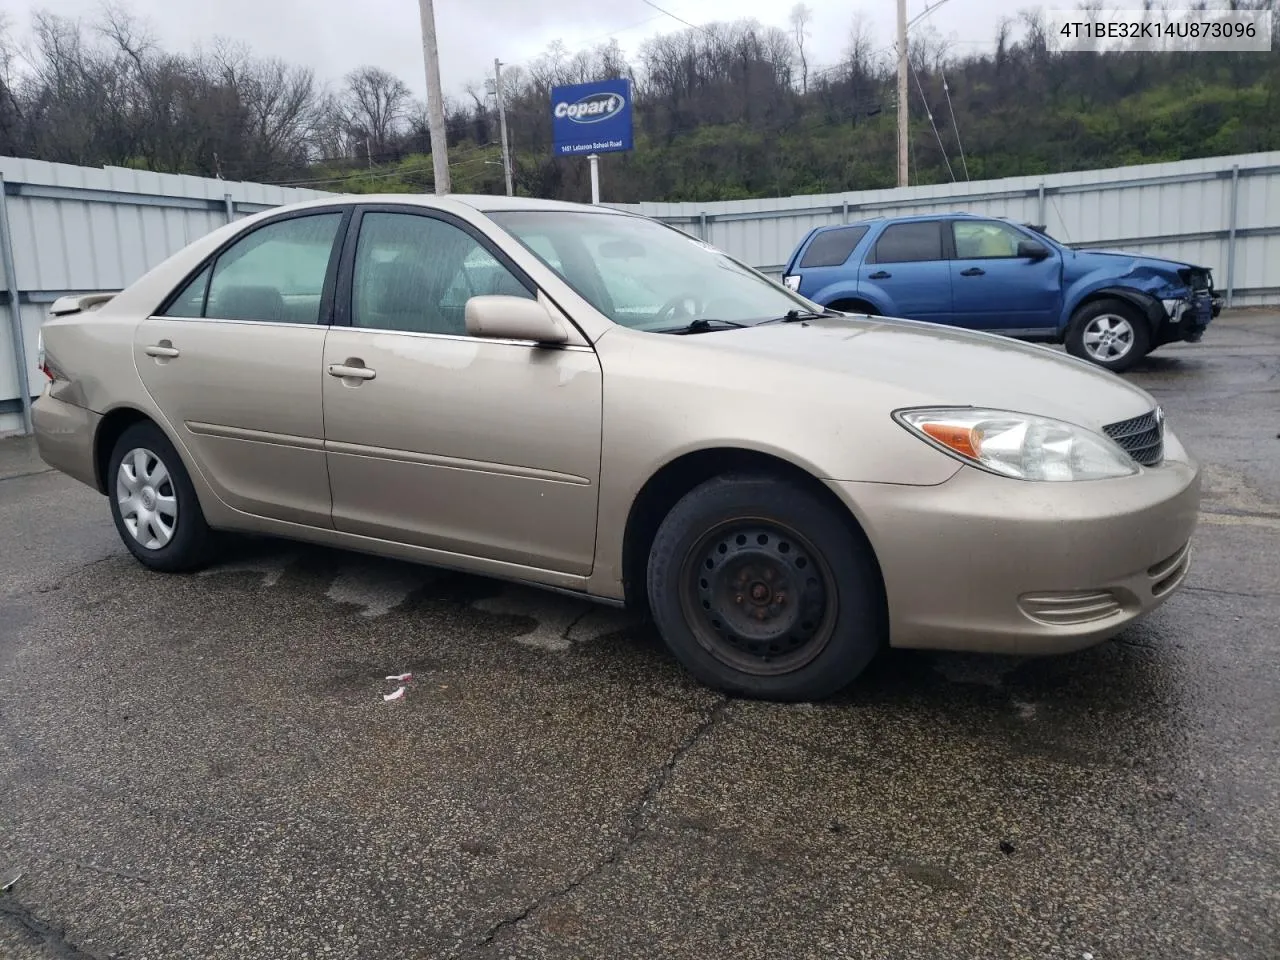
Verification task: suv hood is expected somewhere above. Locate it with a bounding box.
[698,315,1157,430]
[1060,248,1212,293]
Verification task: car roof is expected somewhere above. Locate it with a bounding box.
[263,193,635,218]
[810,211,988,235]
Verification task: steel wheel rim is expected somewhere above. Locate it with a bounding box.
[678,519,838,676]
[116,447,178,550]
[1082,314,1135,362]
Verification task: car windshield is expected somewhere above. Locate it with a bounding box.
[488,209,814,331]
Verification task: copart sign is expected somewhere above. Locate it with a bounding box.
[550,78,634,156]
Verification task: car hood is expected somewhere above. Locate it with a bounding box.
[698,315,1158,429]
[1064,247,1202,276]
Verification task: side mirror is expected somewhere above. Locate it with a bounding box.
[1017,239,1050,260]
[465,296,568,344]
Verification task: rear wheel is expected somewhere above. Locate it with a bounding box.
[1066,299,1150,372]
[108,421,216,572]
[646,474,885,701]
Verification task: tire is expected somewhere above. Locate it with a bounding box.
[1065,298,1150,373]
[108,421,216,572]
[646,474,886,702]
[830,300,878,317]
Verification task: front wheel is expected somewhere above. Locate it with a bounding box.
[646,475,886,701]
[108,421,216,572]
[1066,299,1150,373]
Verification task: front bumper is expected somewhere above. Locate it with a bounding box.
[1159,290,1217,344]
[826,436,1201,655]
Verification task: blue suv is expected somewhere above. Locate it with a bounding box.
[782,213,1221,372]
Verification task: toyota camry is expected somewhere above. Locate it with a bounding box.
[33,195,1200,701]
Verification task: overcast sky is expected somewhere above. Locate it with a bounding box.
[5,0,1027,98]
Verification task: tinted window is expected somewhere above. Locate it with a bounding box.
[871,222,944,263]
[205,214,343,324]
[954,220,1028,259]
[352,213,532,336]
[799,226,869,268]
[164,265,211,318]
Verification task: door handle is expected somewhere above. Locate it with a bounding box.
[868,270,892,280]
[960,267,986,277]
[328,362,376,381]
[144,343,180,359]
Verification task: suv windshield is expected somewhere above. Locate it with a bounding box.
[488,210,813,331]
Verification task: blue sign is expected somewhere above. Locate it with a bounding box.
[551,79,633,157]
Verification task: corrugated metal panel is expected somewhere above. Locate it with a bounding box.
[0,158,337,417]
[5,151,1280,427]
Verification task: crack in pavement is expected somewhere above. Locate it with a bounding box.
[25,852,150,885]
[0,467,55,484]
[454,697,731,957]
[0,896,103,959]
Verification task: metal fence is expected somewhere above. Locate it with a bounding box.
[613,150,1280,305]
[0,157,331,434]
[4,150,1279,435]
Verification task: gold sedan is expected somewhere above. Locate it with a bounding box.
[33,196,1200,701]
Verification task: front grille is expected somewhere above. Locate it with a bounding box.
[1103,410,1164,466]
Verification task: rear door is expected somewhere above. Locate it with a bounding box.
[134,208,348,527]
[786,225,869,301]
[859,221,953,322]
[948,219,1062,332]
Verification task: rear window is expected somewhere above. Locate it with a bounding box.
[871,222,944,263]
[798,226,869,268]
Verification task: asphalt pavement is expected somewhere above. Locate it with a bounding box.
[1,312,1277,959]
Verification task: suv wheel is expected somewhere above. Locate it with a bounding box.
[1066,299,1150,373]
[646,474,885,701]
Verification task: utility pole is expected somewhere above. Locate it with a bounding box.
[896,0,909,187]
[493,58,514,196]
[416,0,451,194]
[366,137,373,169]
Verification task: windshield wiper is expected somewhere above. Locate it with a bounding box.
[758,308,840,324]
[654,318,750,335]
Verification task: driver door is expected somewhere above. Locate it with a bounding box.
[322,206,604,575]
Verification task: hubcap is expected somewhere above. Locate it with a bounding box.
[679,521,837,676]
[1082,314,1135,362]
[116,447,178,550]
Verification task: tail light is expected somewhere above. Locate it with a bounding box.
[36,330,59,382]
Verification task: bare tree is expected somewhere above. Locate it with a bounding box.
[341,65,411,159]
[790,3,812,94]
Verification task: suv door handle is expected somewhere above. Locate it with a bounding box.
[960,267,986,277]
[868,270,892,280]
[144,343,180,359]
[328,362,376,381]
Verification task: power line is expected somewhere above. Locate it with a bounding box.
[940,67,969,181]
[639,0,712,36]
[909,59,956,182]
[267,145,497,188]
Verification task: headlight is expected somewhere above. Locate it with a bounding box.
[782,274,801,291]
[895,408,1138,481]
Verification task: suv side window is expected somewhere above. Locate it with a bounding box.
[799,226,870,268]
[870,221,944,264]
[953,220,1027,259]
[351,212,534,336]
[200,213,344,324]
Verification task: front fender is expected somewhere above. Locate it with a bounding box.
[811,280,883,312]
[1062,283,1168,332]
